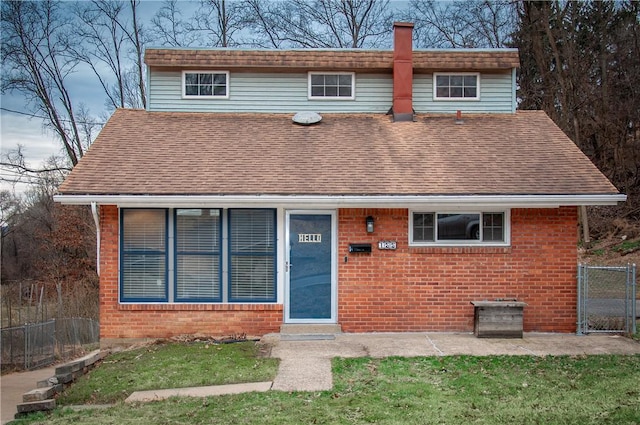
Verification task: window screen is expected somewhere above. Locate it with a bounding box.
[413,212,435,242]
[228,209,276,302]
[184,72,228,97]
[121,209,167,301]
[482,213,505,242]
[309,73,354,98]
[435,74,478,99]
[412,211,507,245]
[175,209,222,301]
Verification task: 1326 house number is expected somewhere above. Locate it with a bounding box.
[378,241,397,250]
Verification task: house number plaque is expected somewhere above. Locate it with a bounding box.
[378,241,397,250]
[299,234,322,243]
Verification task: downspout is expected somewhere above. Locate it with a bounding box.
[91,202,100,276]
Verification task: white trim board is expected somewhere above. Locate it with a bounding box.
[55,194,627,208]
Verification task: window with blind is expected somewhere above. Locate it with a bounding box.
[229,209,276,302]
[120,208,276,304]
[175,209,222,302]
[121,209,168,302]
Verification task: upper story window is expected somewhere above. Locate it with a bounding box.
[410,210,509,246]
[308,72,355,100]
[434,73,480,100]
[182,71,229,99]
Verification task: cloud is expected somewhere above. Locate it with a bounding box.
[1,112,64,194]
[1,113,63,164]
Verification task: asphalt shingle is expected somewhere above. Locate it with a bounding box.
[144,49,520,71]
[58,110,618,197]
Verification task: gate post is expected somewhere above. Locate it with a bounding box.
[23,323,28,370]
[577,264,585,335]
[631,264,637,335]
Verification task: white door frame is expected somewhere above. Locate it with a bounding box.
[284,210,337,323]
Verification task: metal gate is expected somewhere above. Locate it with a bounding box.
[577,264,637,335]
[1,320,55,370]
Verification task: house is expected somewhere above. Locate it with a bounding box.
[55,23,625,347]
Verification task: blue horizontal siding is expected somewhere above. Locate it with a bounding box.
[413,72,513,114]
[148,69,515,114]
[148,71,393,113]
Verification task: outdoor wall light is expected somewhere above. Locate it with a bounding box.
[366,216,374,233]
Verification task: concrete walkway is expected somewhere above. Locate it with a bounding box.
[125,382,273,403]
[1,365,57,425]
[2,332,640,421]
[266,332,640,391]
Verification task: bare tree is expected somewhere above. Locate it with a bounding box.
[0,147,73,194]
[245,0,394,48]
[0,189,24,228]
[150,0,200,47]
[1,164,98,323]
[1,155,69,282]
[408,0,516,48]
[1,0,87,166]
[151,0,250,47]
[72,0,146,110]
[128,0,146,108]
[192,0,248,47]
[514,0,640,235]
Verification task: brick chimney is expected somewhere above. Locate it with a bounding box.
[392,22,414,122]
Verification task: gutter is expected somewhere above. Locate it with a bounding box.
[91,202,100,276]
[56,194,627,209]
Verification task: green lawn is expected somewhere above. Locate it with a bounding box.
[10,343,640,425]
[57,341,279,404]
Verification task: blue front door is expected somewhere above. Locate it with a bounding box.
[287,213,334,321]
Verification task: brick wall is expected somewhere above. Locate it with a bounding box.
[338,207,578,333]
[98,205,282,345]
[98,205,578,343]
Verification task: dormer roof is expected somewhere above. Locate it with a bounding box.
[144,48,520,72]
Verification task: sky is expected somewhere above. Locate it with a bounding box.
[0,1,169,195]
[0,0,409,195]
[0,94,80,195]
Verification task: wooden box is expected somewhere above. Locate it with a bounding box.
[471,301,527,338]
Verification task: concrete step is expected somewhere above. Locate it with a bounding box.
[54,350,104,375]
[37,376,59,388]
[280,324,342,335]
[16,399,56,415]
[22,386,60,402]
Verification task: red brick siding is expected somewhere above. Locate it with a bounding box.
[98,205,282,340]
[98,205,577,340]
[338,207,578,333]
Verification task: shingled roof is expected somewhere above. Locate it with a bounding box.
[144,49,520,72]
[58,109,618,198]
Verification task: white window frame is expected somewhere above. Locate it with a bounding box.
[182,70,229,99]
[433,72,480,101]
[409,209,510,247]
[308,72,356,100]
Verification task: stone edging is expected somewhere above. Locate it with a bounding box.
[15,350,107,419]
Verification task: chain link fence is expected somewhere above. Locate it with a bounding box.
[1,318,99,372]
[577,264,637,335]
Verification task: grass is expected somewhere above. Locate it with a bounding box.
[11,350,640,425]
[613,239,640,253]
[56,340,279,404]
